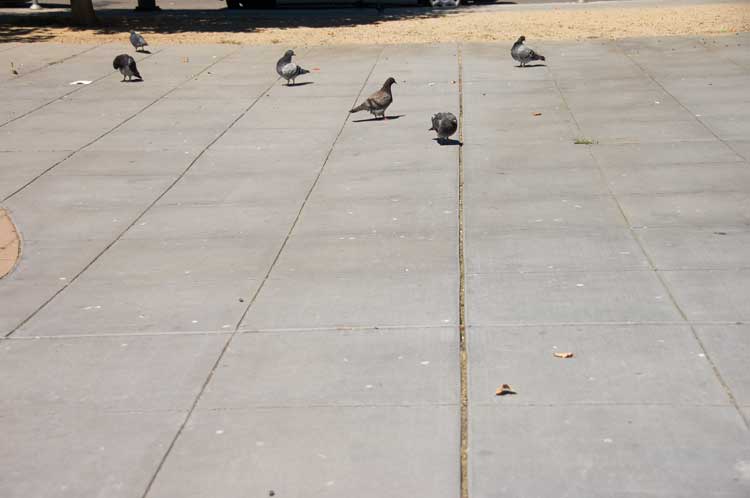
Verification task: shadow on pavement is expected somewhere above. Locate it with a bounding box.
[0,6,460,42]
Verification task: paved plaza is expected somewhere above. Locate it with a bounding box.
[1,35,750,497]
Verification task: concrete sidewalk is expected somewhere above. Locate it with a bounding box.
[1,35,750,497]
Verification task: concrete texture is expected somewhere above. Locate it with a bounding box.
[1,36,750,497]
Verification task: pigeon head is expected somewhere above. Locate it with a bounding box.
[284,49,295,58]
[517,35,526,43]
[384,77,397,87]
[131,30,136,35]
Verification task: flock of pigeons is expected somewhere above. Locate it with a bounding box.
[112,31,545,144]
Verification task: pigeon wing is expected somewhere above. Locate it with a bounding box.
[281,62,298,79]
[367,89,392,110]
[128,57,141,79]
[516,44,533,60]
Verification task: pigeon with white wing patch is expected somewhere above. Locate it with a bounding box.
[511,36,546,67]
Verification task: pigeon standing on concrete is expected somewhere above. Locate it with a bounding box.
[130,31,148,52]
[511,36,546,67]
[349,77,396,119]
[113,54,142,82]
[429,112,458,144]
[275,49,310,86]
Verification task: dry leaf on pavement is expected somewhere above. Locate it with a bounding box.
[553,352,575,358]
[495,384,517,396]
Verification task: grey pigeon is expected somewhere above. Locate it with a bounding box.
[113,54,142,82]
[349,77,396,119]
[511,36,546,67]
[429,112,458,144]
[130,31,148,52]
[276,49,309,86]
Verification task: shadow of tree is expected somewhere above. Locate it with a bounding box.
[0,6,467,42]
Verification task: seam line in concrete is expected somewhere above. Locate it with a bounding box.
[0,46,164,129]
[3,320,746,342]
[1,47,232,203]
[3,45,251,339]
[3,43,100,83]
[232,47,384,332]
[457,43,470,498]
[551,47,750,430]
[614,39,748,162]
[138,47,385,498]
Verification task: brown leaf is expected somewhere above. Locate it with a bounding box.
[495,384,516,396]
[553,352,574,358]
[533,112,542,116]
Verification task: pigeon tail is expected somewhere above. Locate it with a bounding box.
[349,103,368,113]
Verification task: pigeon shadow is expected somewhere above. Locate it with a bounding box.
[517,63,547,68]
[286,81,314,87]
[137,50,153,54]
[351,114,405,123]
[434,138,463,146]
[123,79,144,83]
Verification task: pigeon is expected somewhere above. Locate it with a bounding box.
[429,112,458,144]
[349,77,396,119]
[113,54,142,82]
[130,31,148,52]
[511,36,546,67]
[276,49,309,86]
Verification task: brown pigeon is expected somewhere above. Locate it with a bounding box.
[349,77,396,119]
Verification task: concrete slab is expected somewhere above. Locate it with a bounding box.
[294,197,457,237]
[603,162,750,195]
[470,405,750,498]
[466,228,649,274]
[465,166,606,199]
[468,325,729,406]
[80,237,281,282]
[120,203,297,240]
[617,192,750,227]
[199,327,458,408]
[3,202,144,241]
[635,227,750,270]
[14,276,257,336]
[0,334,224,411]
[50,149,201,177]
[143,406,459,498]
[0,279,60,335]
[590,140,744,166]
[465,195,627,232]
[273,232,457,277]
[661,269,750,322]
[0,408,185,498]
[462,141,597,170]
[467,271,680,325]
[0,150,70,199]
[695,324,750,405]
[241,272,457,331]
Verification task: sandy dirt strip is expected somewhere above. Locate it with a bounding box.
[2,2,749,44]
